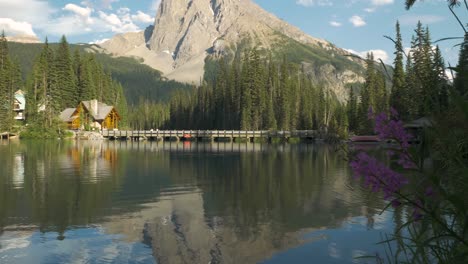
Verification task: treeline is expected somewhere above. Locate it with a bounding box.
[167,51,348,135]
[25,35,128,131]
[0,33,22,132]
[0,33,129,136]
[348,21,453,134]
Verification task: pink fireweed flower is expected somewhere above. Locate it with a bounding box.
[350,152,409,200]
[398,153,417,169]
[390,107,399,118]
[372,111,413,149]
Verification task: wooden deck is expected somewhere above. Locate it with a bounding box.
[101,130,319,142]
[0,132,18,140]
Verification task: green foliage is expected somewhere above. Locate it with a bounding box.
[7,42,193,104]
[0,32,19,132]
[53,36,77,109]
[128,99,169,130]
[386,22,452,121]
[272,32,364,74]
[20,118,67,139]
[357,52,388,134]
[164,48,348,136]
[454,33,468,97]
[347,86,358,132]
[390,21,406,116]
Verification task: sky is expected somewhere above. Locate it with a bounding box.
[0,0,466,66]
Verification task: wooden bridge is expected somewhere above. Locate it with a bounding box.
[101,130,319,142]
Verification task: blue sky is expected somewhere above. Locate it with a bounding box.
[0,0,466,66]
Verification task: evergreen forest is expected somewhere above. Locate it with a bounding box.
[0,33,129,137]
[1,17,467,140]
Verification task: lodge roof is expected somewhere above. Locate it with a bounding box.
[59,108,78,122]
[81,100,115,120]
[59,99,118,123]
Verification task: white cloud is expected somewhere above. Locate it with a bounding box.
[296,0,332,7]
[329,21,342,27]
[349,15,366,27]
[131,11,154,24]
[63,3,93,24]
[0,1,147,38]
[64,3,92,17]
[89,38,109,44]
[0,18,36,37]
[346,48,390,63]
[370,0,394,6]
[98,11,121,26]
[0,0,54,25]
[101,0,119,9]
[364,7,375,12]
[81,0,118,10]
[98,11,139,33]
[398,14,445,25]
[117,7,130,15]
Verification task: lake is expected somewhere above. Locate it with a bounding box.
[0,140,395,263]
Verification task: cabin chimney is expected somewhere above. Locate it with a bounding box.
[90,99,98,116]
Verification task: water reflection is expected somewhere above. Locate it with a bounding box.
[0,141,391,263]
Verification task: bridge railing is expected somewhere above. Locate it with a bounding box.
[101,130,318,138]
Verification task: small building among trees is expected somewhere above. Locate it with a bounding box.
[60,99,120,130]
[14,90,26,121]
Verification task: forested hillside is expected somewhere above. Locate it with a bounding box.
[7,42,193,104]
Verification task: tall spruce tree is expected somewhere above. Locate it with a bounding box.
[0,31,14,131]
[432,46,449,112]
[454,33,468,97]
[347,86,358,132]
[277,57,291,130]
[358,53,376,134]
[54,35,77,110]
[404,53,419,120]
[390,21,406,114]
[27,38,55,126]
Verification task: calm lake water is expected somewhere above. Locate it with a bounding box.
[0,140,396,264]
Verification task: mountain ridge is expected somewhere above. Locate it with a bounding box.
[99,0,367,100]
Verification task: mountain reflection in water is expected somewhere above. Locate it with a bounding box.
[0,140,394,264]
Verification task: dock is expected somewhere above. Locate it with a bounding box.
[101,130,319,142]
[0,132,18,140]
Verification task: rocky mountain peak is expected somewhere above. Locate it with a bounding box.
[99,0,365,98]
[148,0,329,69]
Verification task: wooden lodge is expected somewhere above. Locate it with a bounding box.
[60,100,120,130]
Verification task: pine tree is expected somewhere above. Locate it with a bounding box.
[347,86,358,132]
[390,21,406,114]
[0,31,14,131]
[277,57,291,130]
[264,54,277,130]
[404,53,419,120]
[454,33,468,97]
[358,53,376,134]
[240,51,253,130]
[432,46,448,112]
[53,35,77,110]
[27,38,55,126]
